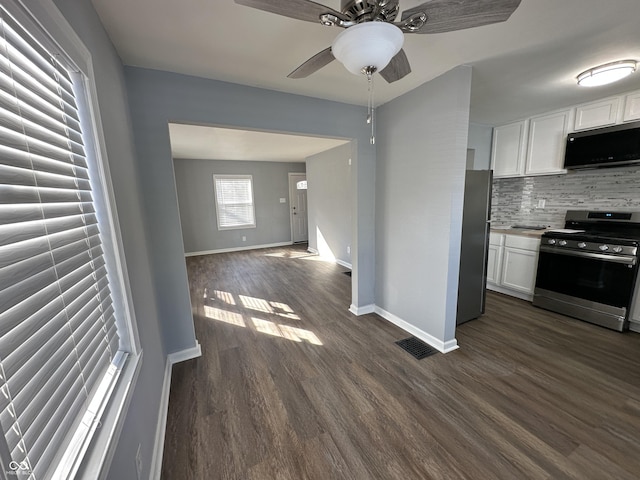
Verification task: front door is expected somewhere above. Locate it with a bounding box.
[289,173,308,243]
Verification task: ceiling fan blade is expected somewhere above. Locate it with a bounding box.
[235,0,348,24]
[401,0,522,34]
[288,47,335,79]
[379,49,411,83]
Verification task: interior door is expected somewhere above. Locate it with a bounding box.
[289,173,308,243]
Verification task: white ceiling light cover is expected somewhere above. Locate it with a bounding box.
[577,60,637,87]
[332,22,404,75]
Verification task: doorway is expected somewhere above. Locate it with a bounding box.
[288,172,308,243]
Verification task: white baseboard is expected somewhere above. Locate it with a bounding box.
[349,303,375,316]
[185,242,292,257]
[167,341,202,364]
[149,341,202,480]
[336,259,352,269]
[374,306,459,354]
[630,321,640,333]
[307,247,318,254]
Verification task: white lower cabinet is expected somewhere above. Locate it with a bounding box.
[487,233,540,301]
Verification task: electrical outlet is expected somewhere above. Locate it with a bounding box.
[347,245,351,255]
[537,199,546,209]
[135,444,143,480]
[242,236,246,242]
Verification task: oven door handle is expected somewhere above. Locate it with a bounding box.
[539,245,637,265]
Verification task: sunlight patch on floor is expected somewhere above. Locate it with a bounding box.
[213,289,236,305]
[204,305,246,327]
[263,250,316,259]
[239,295,301,320]
[251,318,323,345]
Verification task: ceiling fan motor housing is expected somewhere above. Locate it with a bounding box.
[340,0,400,23]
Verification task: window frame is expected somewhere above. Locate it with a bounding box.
[0,1,142,479]
[213,174,257,231]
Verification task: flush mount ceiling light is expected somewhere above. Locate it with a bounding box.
[577,60,637,87]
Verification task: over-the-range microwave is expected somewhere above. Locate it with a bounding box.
[564,120,640,170]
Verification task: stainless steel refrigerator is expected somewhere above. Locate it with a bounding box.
[456,169,493,324]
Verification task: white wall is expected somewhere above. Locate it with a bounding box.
[375,66,473,350]
[174,159,306,253]
[306,143,352,266]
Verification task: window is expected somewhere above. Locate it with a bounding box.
[0,5,134,479]
[213,175,256,230]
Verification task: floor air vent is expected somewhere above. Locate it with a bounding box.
[395,337,438,360]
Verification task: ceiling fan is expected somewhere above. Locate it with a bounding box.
[234,0,523,83]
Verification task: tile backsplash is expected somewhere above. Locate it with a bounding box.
[491,166,640,228]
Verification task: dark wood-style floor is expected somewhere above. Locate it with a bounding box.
[161,244,640,479]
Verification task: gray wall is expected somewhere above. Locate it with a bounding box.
[49,1,166,479]
[468,122,493,170]
[375,66,472,346]
[174,159,306,253]
[306,143,352,265]
[492,166,640,228]
[124,67,377,349]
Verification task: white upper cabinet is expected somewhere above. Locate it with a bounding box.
[623,91,640,122]
[491,120,528,178]
[525,110,570,176]
[489,88,640,179]
[574,97,620,130]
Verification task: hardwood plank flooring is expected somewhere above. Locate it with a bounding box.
[161,244,640,479]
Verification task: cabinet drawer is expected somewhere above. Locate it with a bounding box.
[504,234,540,251]
[489,232,505,246]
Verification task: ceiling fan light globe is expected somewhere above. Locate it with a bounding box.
[332,22,404,76]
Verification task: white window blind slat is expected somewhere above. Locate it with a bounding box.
[0,251,55,302]
[0,144,90,180]
[1,334,76,417]
[24,378,86,474]
[0,307,67,378]
[0,7,124,478]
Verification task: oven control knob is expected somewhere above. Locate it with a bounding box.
[599,245,609,251]
[613,246,624,253]
[578,242,587,248]
[547,239,556,245]
[558,240,567,246]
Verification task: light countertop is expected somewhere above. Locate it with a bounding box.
[490,227,548,238]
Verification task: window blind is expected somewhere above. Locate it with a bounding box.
[0,9,120,479]
[214,175,256,229]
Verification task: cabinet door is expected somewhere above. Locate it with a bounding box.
[574,98,620,130]
[500,247,538,294]
[486,244,502,285]
[525,110,570,175]
[623,91,640,122]
[491,121,527,178]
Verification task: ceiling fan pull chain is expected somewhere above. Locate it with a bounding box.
[367,71,375,145]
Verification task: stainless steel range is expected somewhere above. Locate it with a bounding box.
[533,211,640,332]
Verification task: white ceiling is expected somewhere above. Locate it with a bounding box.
[168,123,349,162]
[91,0,640,159]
